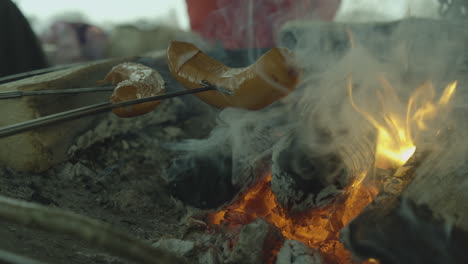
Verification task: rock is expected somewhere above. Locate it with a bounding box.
[152,238,195,258]
[276,240,324,264]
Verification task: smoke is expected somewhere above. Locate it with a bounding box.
[335,0,441,22]
[160,2,468,263]
[170,9,468,179]
[285,13,468,263]
[167,0,468,222]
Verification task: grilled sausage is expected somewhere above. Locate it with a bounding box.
[103,62,165,117]
[167,41,301,110]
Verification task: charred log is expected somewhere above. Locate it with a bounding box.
[341,198,468,264]
[341,154,468,264]
[271,133,347,212]
[165,149,238,209]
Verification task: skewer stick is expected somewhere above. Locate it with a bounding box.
[0,63,85,85]
[0,83,223,139]
[0,86,115,99]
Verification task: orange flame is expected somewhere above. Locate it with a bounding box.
[348,77,456,169]
[208,171,378,263]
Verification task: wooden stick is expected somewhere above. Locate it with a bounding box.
[0,249,48,264]
[0,196,186,264]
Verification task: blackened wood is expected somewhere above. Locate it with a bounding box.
[341,155,468,264]
[166,149,238,209]
[271,132,347,212]
[341,198,468,264]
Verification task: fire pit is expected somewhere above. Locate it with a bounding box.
[162,17,468,264]
[0,17,468,264]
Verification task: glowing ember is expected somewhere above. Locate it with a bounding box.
[348,77,457,169]
[208,171,378,263]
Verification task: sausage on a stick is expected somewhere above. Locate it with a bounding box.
[167,41,301,110]
[103,62,165,117]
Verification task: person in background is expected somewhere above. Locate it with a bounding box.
[0,0,48,77]
[185,0,341,50]
[41,21,108,65]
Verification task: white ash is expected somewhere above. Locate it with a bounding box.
[152,238,195,258]
[57,162,97,181]
[276,240,324,264]
[158,215,284,264]
[198,248,220,264]
[226,219,273,264]
[107,186,156,213]
[67,98,183,156]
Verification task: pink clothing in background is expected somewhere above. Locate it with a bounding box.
[186,0,340,49]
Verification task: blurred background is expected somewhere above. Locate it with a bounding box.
[12,0,191,32]
[1,0,450,77]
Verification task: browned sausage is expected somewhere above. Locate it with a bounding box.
[167,41,301,110]
[103,62,165,117]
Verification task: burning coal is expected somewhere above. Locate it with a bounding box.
[207,171,378,263]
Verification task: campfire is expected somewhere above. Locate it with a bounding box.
[197,74,457,264]
[158,16,468,262]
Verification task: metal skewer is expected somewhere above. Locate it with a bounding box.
[0,82,225,139]
[0,63,85,85]
[0,86,115,99]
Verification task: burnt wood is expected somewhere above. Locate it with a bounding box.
[341,197,468,264]
[271,132,348,212]
[166,149,238,209]
[341,155,468,264]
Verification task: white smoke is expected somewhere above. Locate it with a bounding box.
[335,0,441,22]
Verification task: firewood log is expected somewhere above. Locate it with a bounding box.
[0,57,133,172]
[341,154,468,264]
